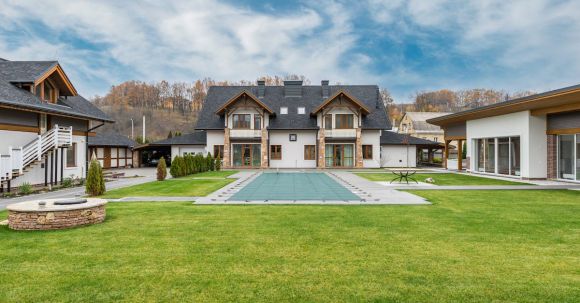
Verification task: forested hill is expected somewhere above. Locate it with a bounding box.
[91,77,534,142]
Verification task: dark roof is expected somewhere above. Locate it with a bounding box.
[149,131,207,146]
[196,85,390,130]
[88,132,136,147]
[427,83,580,125]
[380,131,442,146]
[0,60,113,122]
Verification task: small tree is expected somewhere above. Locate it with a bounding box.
[157,157,167,181]
[462,141,467,159]
[170,156,182,178]
[215,156,222,171]
[167,131,173,139]
[86,159,105,196]
[206,152,214,171]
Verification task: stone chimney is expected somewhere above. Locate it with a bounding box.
[321,80,329,98]
[284,80,303,97]
[257,80,265,98]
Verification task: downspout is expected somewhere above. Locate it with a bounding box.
[86,121,106,177]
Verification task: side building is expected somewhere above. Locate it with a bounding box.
[428,84,580,182]
[0,59,112,191]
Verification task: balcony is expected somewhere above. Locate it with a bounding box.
[230,129,262,138]
[324,129,356,138]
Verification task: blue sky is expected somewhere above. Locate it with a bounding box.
[1,0,579,102]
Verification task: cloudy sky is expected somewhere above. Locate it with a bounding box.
[1,0,579,102]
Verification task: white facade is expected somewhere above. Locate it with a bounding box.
[268,130,317,168]
[466,110,547,179]
[381,145,417,167]
[171,145,207,158]
[206,130,225,158]
[362,130,381,168]
[1,130,87,187]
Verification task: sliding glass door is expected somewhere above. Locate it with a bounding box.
[232,144,261,167]
[558,135,575,180]
[474,136,520,176]
[325,144,354,167]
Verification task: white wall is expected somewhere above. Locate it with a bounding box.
[269,130,317,168]
[466,110,547,179]
[171,145,206,158]
[1,132,88,187]
[206,130,224,158]
[381,145,417,167]
[362,130,381,168]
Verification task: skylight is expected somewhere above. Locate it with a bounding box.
[297,107,305,114]
[280,107,288,114]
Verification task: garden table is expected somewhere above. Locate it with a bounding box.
[390,170,418,184]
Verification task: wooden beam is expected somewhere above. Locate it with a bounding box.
[457,139,463,170]
[546,128,580,135]
[444,135,466,141]
[531,102,580,116]
[444,140,450,169]
[0,123,40,133]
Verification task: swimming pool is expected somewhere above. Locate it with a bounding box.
[229,172,361,201]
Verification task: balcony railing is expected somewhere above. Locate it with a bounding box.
[324,129,356,138]
[230,129,262,138]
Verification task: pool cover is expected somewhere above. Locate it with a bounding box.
[229,172,361,201]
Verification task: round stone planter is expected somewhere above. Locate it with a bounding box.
[7,198,107,231]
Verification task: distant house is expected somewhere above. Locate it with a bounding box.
[88,132,136,169]
[428,84,580,181]
[380,131,442,167]
[398,112,452,143]
[0,59,112,191]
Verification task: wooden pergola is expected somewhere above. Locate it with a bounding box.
[443,136,465,170]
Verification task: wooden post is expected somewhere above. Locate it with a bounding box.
[444,140,450,169]
[457,139,463,171]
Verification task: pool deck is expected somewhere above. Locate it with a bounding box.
[195,171,429,205]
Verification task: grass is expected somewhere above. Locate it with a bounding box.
[100,178,234,198]
[1,190,579,302]
[178,170,238,179]
[356,172,531,185]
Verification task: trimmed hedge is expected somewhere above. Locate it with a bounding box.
[170,153,215,178]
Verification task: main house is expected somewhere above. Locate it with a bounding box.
[428,84,580,182]
[195,80,391,168]
[0,59,112,191]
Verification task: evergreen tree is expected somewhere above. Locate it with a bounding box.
[157,157,167,181]
[86,159,105,196]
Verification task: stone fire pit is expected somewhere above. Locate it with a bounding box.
[7,198,107,230]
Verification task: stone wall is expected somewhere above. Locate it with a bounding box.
[223,128,231,168]
[355,128,363,168]
[317,130,325,168]
[8,204,106,230]
[261,129,268,168]
[547,134,557,179]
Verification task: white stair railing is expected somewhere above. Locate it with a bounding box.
[1,124,73,183]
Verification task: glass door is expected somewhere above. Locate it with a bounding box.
[232,144,261,167]
[577,135,580,181]
[558,135,574,180]
[39,114,48,134]
[324,144,354,167]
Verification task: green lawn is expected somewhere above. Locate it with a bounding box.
[356,172,531,185]
[178,170,238,179]
[100,178,234,198]
[1,190,579,302]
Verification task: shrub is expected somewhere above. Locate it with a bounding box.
[19,182,32,195]
[170,156,182,178]
[206,152,214,171]
[86,159,106,196]
[157,157,167,181]
[62,177,74,188]
[215,157,222,171]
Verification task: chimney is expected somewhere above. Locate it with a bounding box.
[284,80,303,97]
[321,80,329,98]
[257,80,265,98]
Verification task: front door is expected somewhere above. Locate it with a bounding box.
[232,144,261,167]
[103,147,111,168]
[325,144,354,167]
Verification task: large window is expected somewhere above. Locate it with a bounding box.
[232,144,261,167]
[335,114,354,129]
[254,115,262,130]
[577,134,580,181]
[66,143,77,167]
[304,145,315,160]
[363,145,373,159]
[270,145,282,160]
[559,135,575,180]
[324,114,332,130]
[475,137,520,176]
[232,114,251,129]
[213,145,224,159]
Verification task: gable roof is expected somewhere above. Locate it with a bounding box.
[380,131,442,146]
[214,90,274,114]
[196,85,390,130]
[0,59,112,122]
[311,89,371,115]
[149,131,207,146]
[88,132,136,147]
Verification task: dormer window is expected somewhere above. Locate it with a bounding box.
[44,80,55,102]
[297,107,305,114]
[335,114,354,129]
[280,107,288,114]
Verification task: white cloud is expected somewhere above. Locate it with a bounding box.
[0,0,376,97]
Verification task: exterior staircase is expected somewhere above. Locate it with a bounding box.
[0,125,72,186]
